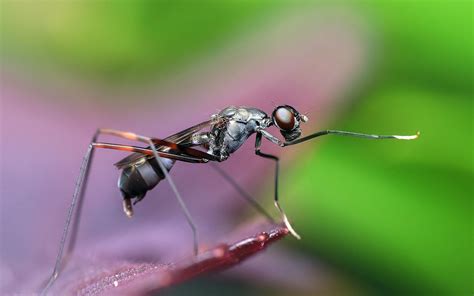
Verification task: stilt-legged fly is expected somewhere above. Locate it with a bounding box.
[41,105,419,293]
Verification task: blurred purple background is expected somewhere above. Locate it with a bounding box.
[2,2,472,295]
[1,10,367,294]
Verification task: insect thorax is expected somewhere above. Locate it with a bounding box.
[208,107,270,160]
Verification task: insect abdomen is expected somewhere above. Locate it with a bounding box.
[118,158,175,201]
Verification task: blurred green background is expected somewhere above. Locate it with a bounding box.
[1,1,472,295]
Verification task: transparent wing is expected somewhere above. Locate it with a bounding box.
[164,119,214,144]
[114,120,215,169]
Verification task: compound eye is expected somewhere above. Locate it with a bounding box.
[274,107,296,131]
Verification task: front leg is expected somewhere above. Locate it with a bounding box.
[283,130,419,146]
[258,127,418,147]
[254,132,301,239]
[256,127,284,147]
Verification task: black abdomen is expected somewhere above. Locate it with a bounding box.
[118,157,175,202]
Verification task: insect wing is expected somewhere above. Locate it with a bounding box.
[164,119,213,144]
[114,120,215,169]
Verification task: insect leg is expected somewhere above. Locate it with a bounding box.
[41,138,206,294]
[41,130,100,295]
[93,129,200,255]
[254,133,301,239]
[145,138,199,255]
[283,130,420,146]
[209,162,275,223]
[99,128,219,161]
[94,142,207,163]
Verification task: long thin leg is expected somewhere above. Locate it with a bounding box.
[41,130,99,295]
[146,139,199,255]
[99,128,219,161]
[42,131,201,294]
[65,143,96,266]
[93,142,207,163]
[209,163,275,223]
[44,141,174,294]
[68,142,199,266]
[95,130,200,255]
[255,133,301,239]
[283,130,419,146]
[94,129,200,255]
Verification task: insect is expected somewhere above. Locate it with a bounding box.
[41,105,419,293]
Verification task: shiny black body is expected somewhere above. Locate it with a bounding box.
[116,106,272,205]
[118,157,174,203]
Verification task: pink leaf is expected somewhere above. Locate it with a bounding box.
[61,226,288,295]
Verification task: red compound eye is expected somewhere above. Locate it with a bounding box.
[273,107,296,131]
